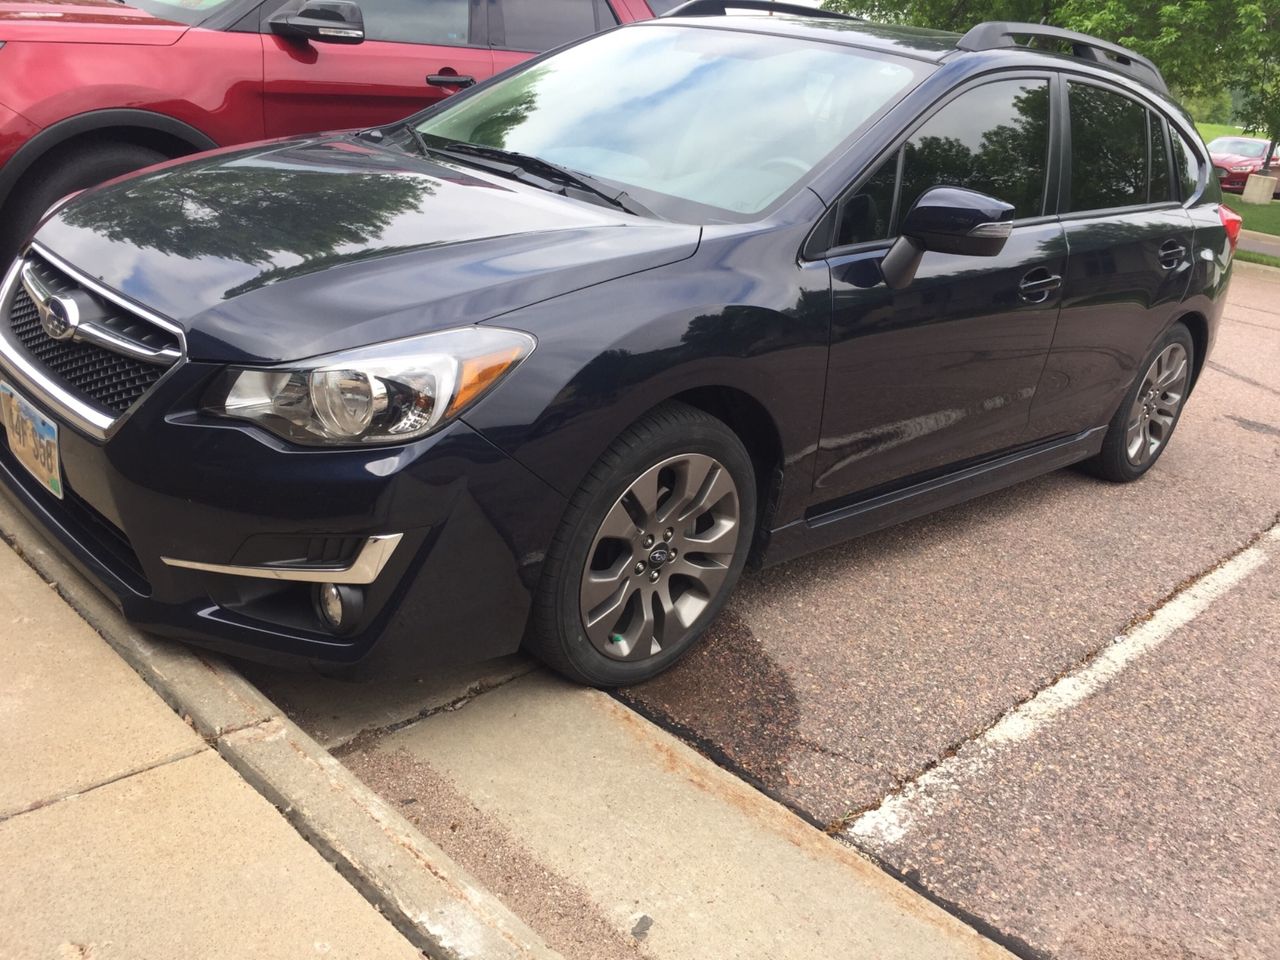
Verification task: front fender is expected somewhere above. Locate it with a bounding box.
[463,225,833,528]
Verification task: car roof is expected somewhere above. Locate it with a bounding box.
[636,13,962,63]
[641,13,1176,98]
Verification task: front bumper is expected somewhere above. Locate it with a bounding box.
[0,329,566,674]
[1218,171,1277,192]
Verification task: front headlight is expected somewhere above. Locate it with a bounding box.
[203,326,534,446]
[1231,164,1256,172]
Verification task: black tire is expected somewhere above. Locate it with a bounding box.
[527,401,757,687]
[0,141,168,263]
[1083,321,1195,483]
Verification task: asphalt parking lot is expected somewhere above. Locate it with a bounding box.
[247,263,1280,960]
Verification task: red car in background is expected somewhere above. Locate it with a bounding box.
[0,0,669,259]
[1207,135,1280,196]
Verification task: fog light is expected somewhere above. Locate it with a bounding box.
[313,583,363,635]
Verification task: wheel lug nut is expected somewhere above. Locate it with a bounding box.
[663,528,674,541]
[642,535,654,548]
[669,547,678,559]
[648,570,660,583]
[634,562,646,575]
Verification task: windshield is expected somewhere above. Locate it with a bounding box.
[415,23,925,220]
[1208,137,1269,159]
[128,0,236,26]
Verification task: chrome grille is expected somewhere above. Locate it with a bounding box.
[4,253,182,419]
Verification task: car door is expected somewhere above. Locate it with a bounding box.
[261,0,494,138]
[489,0,622,74]
[812,75,1067,501]
[1027,80,1195,439]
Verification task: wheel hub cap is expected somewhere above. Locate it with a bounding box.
[1125,342,1189,467]
[579,452,740,662]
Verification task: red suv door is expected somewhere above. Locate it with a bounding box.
[262,0,494,137]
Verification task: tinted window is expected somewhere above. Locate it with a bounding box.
[897,79,1050,221]
[1068,83,1148,211]
[1149,112,1171,203]
[495,0,617,52]
[1170,132,1202,201]
[360,0,470,45]
[644,0,683,11]
[834,152,898,247]
[420,27,924,218]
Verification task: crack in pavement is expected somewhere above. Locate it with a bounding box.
[0,743,209,825]
[332,667,537,757]
[1225,315,1280,333]
[1206,360,1280,398]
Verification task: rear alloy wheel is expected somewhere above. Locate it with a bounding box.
[1084,322,1194,482]
[529,402,756,686]
[1124,341,1190,468]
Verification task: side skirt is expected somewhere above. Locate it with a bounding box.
[764,426,1107,566]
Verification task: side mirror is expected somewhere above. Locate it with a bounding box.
[880,186,1016,290]
[269,0,365,44]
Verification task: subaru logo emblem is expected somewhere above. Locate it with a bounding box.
[648,546,670,567]
[40,295,79,341]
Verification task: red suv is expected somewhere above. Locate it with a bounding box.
[0,0,665,259]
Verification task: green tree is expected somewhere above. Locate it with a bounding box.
[1176,87,1232,126]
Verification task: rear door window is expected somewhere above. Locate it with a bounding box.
[492,0,618,52]
[1067,82,1149,211]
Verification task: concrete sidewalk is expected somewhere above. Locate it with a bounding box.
[0,541,422,959]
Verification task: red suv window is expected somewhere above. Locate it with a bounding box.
[492,0,619,53]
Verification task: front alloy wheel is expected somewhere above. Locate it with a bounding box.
[528,401,756,686]
[579,453,740,661]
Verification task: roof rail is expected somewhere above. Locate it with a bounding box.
[957,21,1167,93]
[660,1,861,23]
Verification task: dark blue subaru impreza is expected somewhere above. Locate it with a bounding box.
[0,3,1235,684]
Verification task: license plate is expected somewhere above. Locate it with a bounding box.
[0,382,63,499]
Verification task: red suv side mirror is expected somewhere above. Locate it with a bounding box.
[268,0,365,45]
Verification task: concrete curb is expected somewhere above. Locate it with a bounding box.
[0,498,561,960]
[1235,258,1280,276]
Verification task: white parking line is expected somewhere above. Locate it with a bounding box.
[847,521,1278,851]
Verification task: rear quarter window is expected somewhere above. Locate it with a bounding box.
[1170,130,1213,203]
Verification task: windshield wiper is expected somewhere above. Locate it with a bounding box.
[402,128,654,219]
[401,124,433,159]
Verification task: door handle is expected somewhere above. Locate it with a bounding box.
[427,73,476,88]
[1158,239,1187,270]
[1018,268,1062,304]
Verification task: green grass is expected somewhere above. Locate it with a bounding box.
[1228,200,1280,237]
[1197,122,1245,144]
[1236,249,1280,269]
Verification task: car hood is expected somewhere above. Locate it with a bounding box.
[0,0,187,44]
[1210,152,1263,166]
[35,136,702,364]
